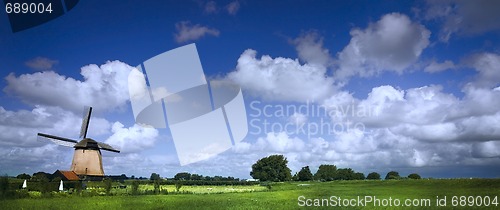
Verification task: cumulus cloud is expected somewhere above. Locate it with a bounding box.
[25,57,58,71]
[174,21,220,43]
[336,13,430,79]
[466,53,500,88]
[289,112,307,127]
[321,83,500,145]
[4,60,133,113]
[105,122,159,153]
[292,32,332,67]
[1,58,161,174]
[424,60,455,73]
[226,49,335,102]
[424,0,500,42]
[0,106,89,147]
[0,144,73,175]
[472,141,500,158]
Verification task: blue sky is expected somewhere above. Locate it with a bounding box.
[1,0,500,179]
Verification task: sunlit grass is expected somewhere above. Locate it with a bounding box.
[1,179,499,210]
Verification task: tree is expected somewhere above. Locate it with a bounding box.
[335,168,355,180]
[408,173,421,179]
[191,174,203,180]
[385,171,400,180]
[314,165,337,181]
[16,173,31,180]
[32,172,51,181]
[353,172,365,180]
[297,166,313,181]
[150,173,161,181]
[51,176,62,183]
[366,172,381,180]
[250,154,292,182]
[174,172,191,180]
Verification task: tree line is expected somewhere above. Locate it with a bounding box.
[250,154,422,182]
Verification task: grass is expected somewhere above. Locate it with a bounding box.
[1,179,499,209]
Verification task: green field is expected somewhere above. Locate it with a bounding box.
[1,179,499,209]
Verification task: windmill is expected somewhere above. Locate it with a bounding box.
[37,106,120,177]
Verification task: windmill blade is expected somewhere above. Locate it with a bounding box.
[79,106,92,139]
[97,142,120,153]
[37,133,78,147]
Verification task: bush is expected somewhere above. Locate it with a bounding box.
[131,180,140,195]
[175,181,183,192]
[103,178,113,194]
[385,171,400,180]
[367,172,381,180]
[28,191,42,198]
[13,189,29,199]
[408,173,421,179]
[0,175,9,198]
[153,179,161,194]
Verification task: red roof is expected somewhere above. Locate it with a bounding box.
[56,170,80,181]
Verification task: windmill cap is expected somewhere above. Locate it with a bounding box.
[74,138,99,150]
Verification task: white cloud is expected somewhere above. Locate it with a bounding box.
[336,13,430,79]
[424,60,455,73]
[331,128,379,153]
[256,132,305,153]
[292,32,332,67]
[174,21,220,43]
[0,106,83,147]
[289,112,307,127]
[226,49,336,102]
[466,53,500,88]
[4,60,133,113]
[472,141,500,158]
[226,1,240,15]
[320,83,500,145]
[424,0,500,42]
[25,57,58,71]
[105,122,159,153]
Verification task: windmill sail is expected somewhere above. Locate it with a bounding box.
[97,142,120,153]
[79,106,92,139]
[37,133,78,147]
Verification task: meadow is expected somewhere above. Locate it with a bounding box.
[1,179,499,209]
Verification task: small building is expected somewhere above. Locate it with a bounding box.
[52,170,80,181]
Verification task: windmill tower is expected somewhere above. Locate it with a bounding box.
[37,106,120,176]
